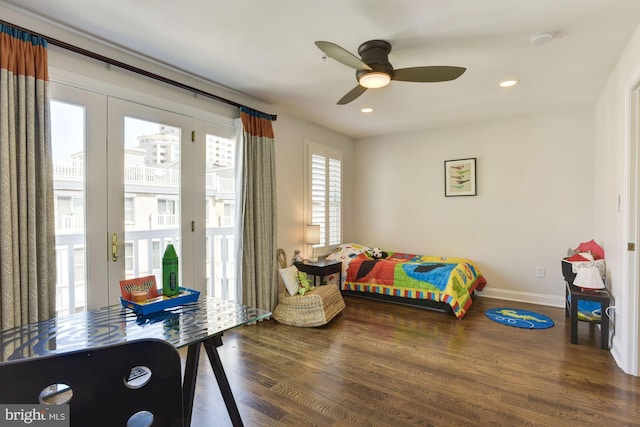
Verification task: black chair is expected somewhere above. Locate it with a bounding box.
[0,339,183,427]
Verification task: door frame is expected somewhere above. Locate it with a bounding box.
[625,83,640,376]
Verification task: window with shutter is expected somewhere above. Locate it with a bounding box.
[306,142,342,254]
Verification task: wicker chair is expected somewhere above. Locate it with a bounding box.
[273,248,345,327]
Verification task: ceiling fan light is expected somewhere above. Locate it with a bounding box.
[359,72,391,89]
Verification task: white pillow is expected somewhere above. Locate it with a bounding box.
[279,266,300,296]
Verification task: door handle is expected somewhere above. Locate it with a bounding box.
[112,233,119,262]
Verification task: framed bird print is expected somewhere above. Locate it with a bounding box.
[444,158,477,197]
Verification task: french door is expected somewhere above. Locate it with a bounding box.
[51,83,238,314]
[106,97,198,304]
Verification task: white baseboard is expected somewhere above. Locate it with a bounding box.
[476,288,565,308]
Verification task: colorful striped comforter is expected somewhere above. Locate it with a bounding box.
[343,252,486,318]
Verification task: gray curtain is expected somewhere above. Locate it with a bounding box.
[239,107,278,312]
[0,24,56,328]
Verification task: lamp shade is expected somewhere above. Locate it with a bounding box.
[305,224,321,245]
[573,267,605,289]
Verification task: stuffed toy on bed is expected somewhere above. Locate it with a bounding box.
[371,247,387,259]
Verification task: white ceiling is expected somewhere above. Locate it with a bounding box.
[4,0,640,138]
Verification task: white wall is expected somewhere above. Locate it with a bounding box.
[354,107,596,307]
[595,22,640,376]
[273,114,355,263]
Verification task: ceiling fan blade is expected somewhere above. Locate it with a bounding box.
[393,66,466,82]
[315,41,372,71]
[337,85,368,105]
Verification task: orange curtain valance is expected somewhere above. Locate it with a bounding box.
[239,107,275,138]
[0,24,48,81]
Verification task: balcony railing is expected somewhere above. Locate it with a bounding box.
[156,214,178,227]
[125,165,179,186]
[55,227,236,316]
[205,175,234,193]
[53,158,83,178]
[55,214,183,232]
[54,158,234,194]
[56,215,84,233]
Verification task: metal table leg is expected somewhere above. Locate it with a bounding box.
[182,333,244,427]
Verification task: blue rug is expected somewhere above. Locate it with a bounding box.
[485,307,554,329]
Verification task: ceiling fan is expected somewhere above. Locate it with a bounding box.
[315,39,466,105]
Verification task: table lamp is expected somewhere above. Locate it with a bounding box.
[305,224,320,262]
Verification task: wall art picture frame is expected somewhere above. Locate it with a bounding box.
[444,158,477,197]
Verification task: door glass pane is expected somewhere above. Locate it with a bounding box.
[124,117,181,280]
[205,133,236,299]
[51,100,87,316]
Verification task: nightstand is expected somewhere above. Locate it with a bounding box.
[565,281,611,350]
[294,260,342,287]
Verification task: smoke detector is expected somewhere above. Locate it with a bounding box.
[529,31,554,46]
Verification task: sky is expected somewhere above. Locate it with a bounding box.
[50,100,164,158]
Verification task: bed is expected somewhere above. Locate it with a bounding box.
[326,244,487,319]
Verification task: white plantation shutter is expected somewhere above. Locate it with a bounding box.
[306,143,342,252]
[328,157,341,245]
[311,154,327,245]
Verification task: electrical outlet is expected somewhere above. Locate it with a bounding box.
[536,266,545,278]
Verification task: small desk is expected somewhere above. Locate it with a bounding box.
[565,281,611,350]
[0,298,270,426]
[295,259,342,287]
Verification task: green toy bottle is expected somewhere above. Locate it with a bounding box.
[162,244,180,297]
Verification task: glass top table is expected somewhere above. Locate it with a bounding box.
[0,298,270,361]
[0,298,271,426]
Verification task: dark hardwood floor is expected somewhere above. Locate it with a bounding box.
[185,296,640,426]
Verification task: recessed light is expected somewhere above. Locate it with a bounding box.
[499,80,519,88]
[361,107,374,113]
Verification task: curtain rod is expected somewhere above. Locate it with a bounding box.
[1,19,277,121]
